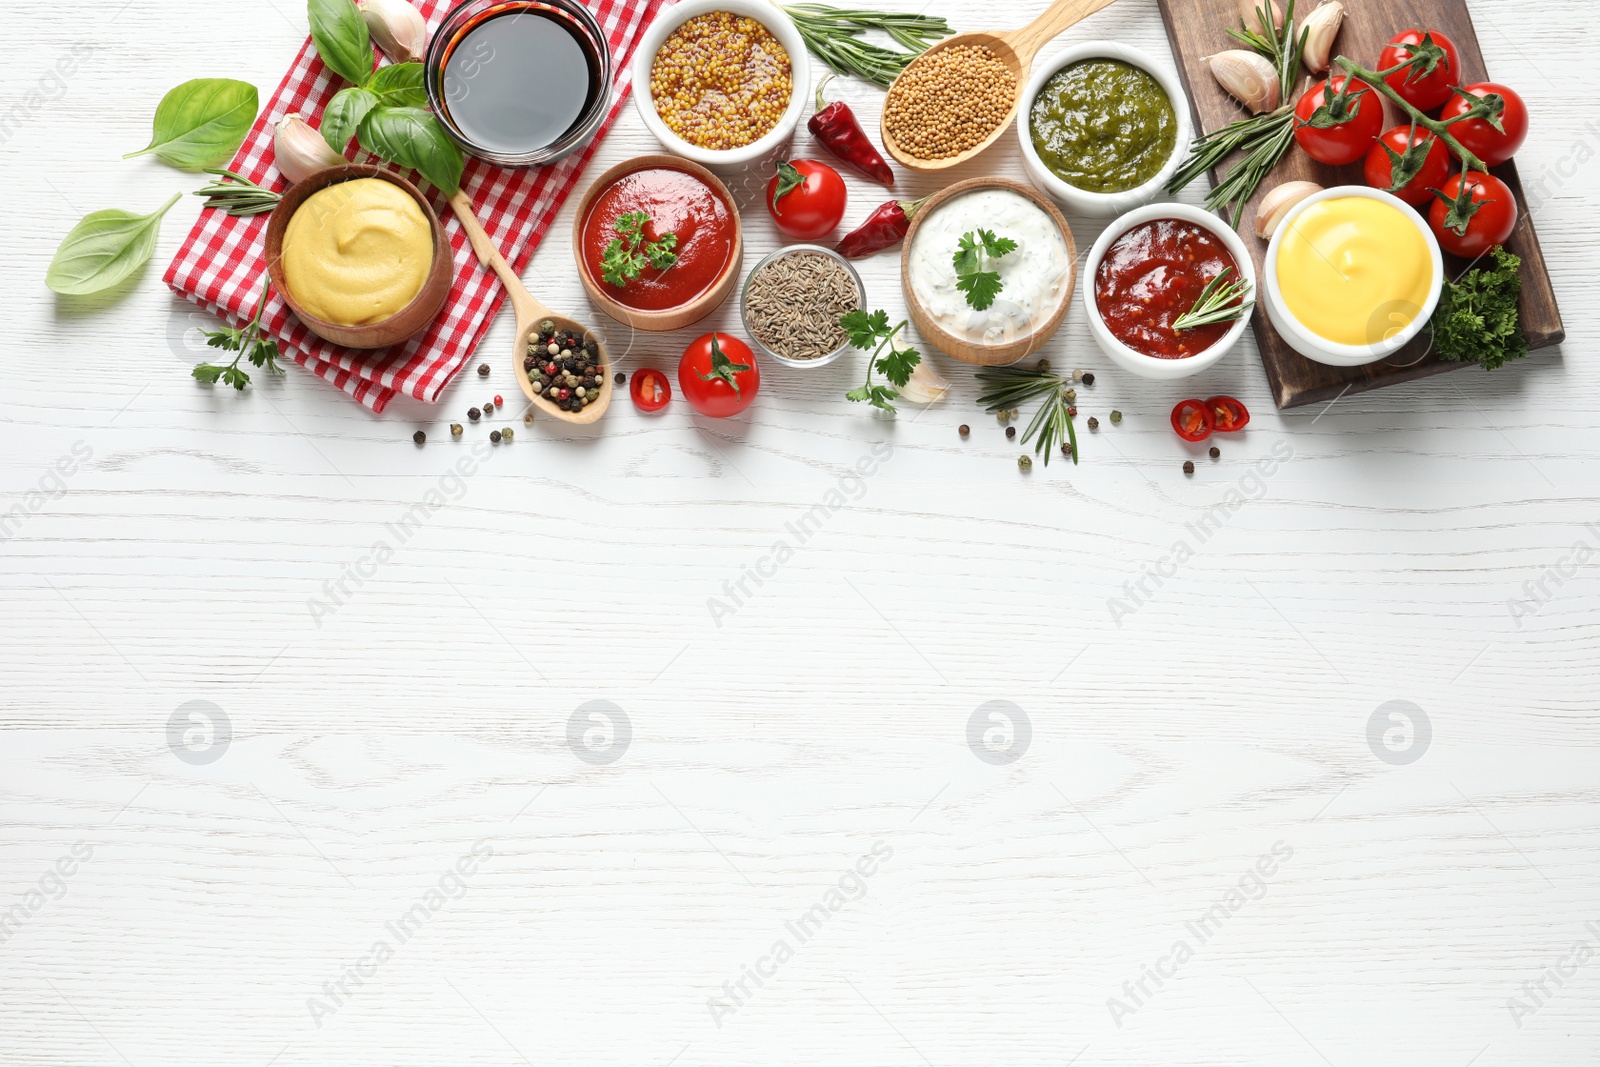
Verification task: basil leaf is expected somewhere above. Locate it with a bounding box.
[46,193,182,296]
[125,79,258,170]
[308,0,375,87]
[358,106,464,196]
[368,62,429,108]
[323,86,379,151]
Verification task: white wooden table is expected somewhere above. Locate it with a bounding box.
[4,0,1598,1064]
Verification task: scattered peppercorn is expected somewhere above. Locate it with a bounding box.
[1110,410,1123,424]
[998,410,1011,425]
[1067,406,1077,417]
[490,430,503,444]
[468,407,481,421]
[478,363,490,378]
[1006,426,1016,439]
[615,372,626,386]
[959,424,970,437]
[1082,372,1095,386]
[484,399,496,413]
[494,395,504,407]
[1061,442,1074,457]
[450,423,463,438]
[1183,460,1195,475]
[1036,359,1050,372]
[524,413,535,425]
[412,430,425,445]
[1065,388,1077,403]
[1088,417,1099,430]
[501,427,514,442]
[1209,446,1221,458]
[1018,455,1032,471]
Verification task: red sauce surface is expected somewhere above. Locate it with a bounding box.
[580,166,734,311]
[1093,218,1239,359]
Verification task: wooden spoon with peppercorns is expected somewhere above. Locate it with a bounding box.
[448,193,613,426]
[880,0,1123,172]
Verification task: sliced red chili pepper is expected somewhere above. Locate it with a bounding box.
[630,368,672,413]
[1171,399,1214,442]
[834,195,929,259]
[1206,396,1250,433]
[806,74,895,187]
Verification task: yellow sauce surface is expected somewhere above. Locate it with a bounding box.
[1276,197,1432,347]
[282,178,432,327]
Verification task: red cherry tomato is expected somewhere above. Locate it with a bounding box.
[678,333,760,418]
[629,368,672,413]
[1428,171,1518,258]
[1171,399,1215,442]
[1294,75,1384,166]
[1439,82,1529,166]
[1206,396,1250,433]
[1363,125,1451,205]
[1379,29,1462,113]
[766,159,848,240]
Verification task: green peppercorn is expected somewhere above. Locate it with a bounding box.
[450,423,463,438]
[1036,359,1050,372]
[1018,455,1032,471]
[539,319,555,334]
[998,410,1011,425]
[501,427,514,442]
[1110,410,1123,424]
[1065,388,1077,403]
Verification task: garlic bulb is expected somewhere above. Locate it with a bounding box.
[1205,50,1281,114]
[359,0,429,64]
[1238,0,1283,35]
[899,360,951,405]
[274,113,348,184]
[1254,181,1323,239]
[1300,1,1346,74]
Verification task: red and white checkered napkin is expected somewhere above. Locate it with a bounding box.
[165,0,664,413]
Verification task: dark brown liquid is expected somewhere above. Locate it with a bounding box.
[441,7,600,154]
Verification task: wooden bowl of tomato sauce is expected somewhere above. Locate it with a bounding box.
[572,154,743,332]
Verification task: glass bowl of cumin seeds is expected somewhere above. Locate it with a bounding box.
[739,245,866,368]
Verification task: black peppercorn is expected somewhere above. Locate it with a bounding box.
[615,372,626,386]
[1209,446,1221,459]
[1082,372,1095,386]
[468,407,481,421]
[412,430,426,445]
[523,356,535,371]
[959,424,970,437]
[1183,461,1195,475]
[1087,417,1099,430]
[490,430,502,444]
[478,363,490,377]
[1006,426,1016,439]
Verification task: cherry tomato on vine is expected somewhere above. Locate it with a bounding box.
[1294,75,1383,166]
[1439,82,1529,166]
[678,333,760,418]
[766,159,847,240]
[629,368,672,413]
[1428,171,1518,258]
[1379,28,1462,112]
[1363,125,1451,205]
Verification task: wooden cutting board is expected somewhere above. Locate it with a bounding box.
[1155,0,1564,408]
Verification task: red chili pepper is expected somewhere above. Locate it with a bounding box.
[1171,399,1215,442]
[1206,396,1250,433]
[834,195,930,259]
[807,73,894,187]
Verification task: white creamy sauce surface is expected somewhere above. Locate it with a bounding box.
[907,188,1072,346]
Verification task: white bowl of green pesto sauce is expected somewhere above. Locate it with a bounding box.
[1017,42,1192,218]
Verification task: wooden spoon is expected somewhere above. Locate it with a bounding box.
[880,0,1123,172]
[448,192,612,426]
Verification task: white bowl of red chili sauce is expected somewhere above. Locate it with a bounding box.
[631,0,811,177]
[1082,203,1256,380]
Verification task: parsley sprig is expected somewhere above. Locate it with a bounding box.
[601,211,679,287]
[952,229,1017,311]
[192,280,284,391]
[842,308,921,413]
[1431,246,1526,370]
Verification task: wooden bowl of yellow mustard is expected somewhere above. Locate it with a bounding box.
[266,164,454,350]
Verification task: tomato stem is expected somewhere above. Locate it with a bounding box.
[1333,55,1487,171]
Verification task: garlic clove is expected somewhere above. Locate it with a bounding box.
[274,113,349,185]
[1254,181,1323,239]
[1238,0,1283,36]
[1204,50,1281,114]
[899,359,951,405]
[1300,1,1346,74]
[358,0,430,64]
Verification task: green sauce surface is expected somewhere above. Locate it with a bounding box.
[1029,58,1177,194]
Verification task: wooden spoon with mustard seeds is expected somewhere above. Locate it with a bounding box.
[447,193,613,427]
[880,0,1123,172]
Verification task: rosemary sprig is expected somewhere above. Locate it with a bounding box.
[194,168,281,217]
[1166,0,1307,228]
[780,3,952,88]
[975,362,1079,466]
[1173,268,1254,331]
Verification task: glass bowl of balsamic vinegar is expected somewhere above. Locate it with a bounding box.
[426,0,613,167]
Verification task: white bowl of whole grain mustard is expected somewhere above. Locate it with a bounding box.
[1018,42,1191,219]
[1263,185,1443,367]
[632,0,811,178]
